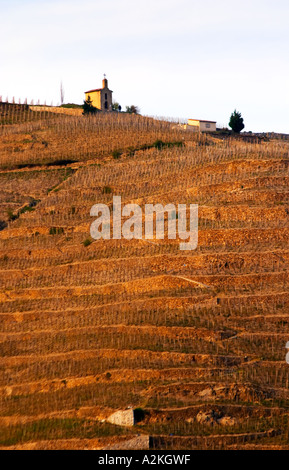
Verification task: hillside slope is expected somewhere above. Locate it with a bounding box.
[0,111,289,450]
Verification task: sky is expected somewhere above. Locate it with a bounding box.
[1,0,289,133]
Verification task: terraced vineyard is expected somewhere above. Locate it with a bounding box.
[0,107,289,449]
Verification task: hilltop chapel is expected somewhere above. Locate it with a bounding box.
[84,76,113,111]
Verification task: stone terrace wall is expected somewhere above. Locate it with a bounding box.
[106,409,135,427]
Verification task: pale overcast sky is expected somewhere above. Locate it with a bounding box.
[1,0,289,132]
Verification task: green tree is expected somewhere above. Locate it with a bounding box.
[229,110,245,133]
[125,105,140,114]
[112,101,122,112]
[82,95,98,115]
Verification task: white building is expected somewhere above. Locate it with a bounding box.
[187,119,217,132]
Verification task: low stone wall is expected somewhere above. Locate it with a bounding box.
[29,106,83,116]
[105,435,150,450]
